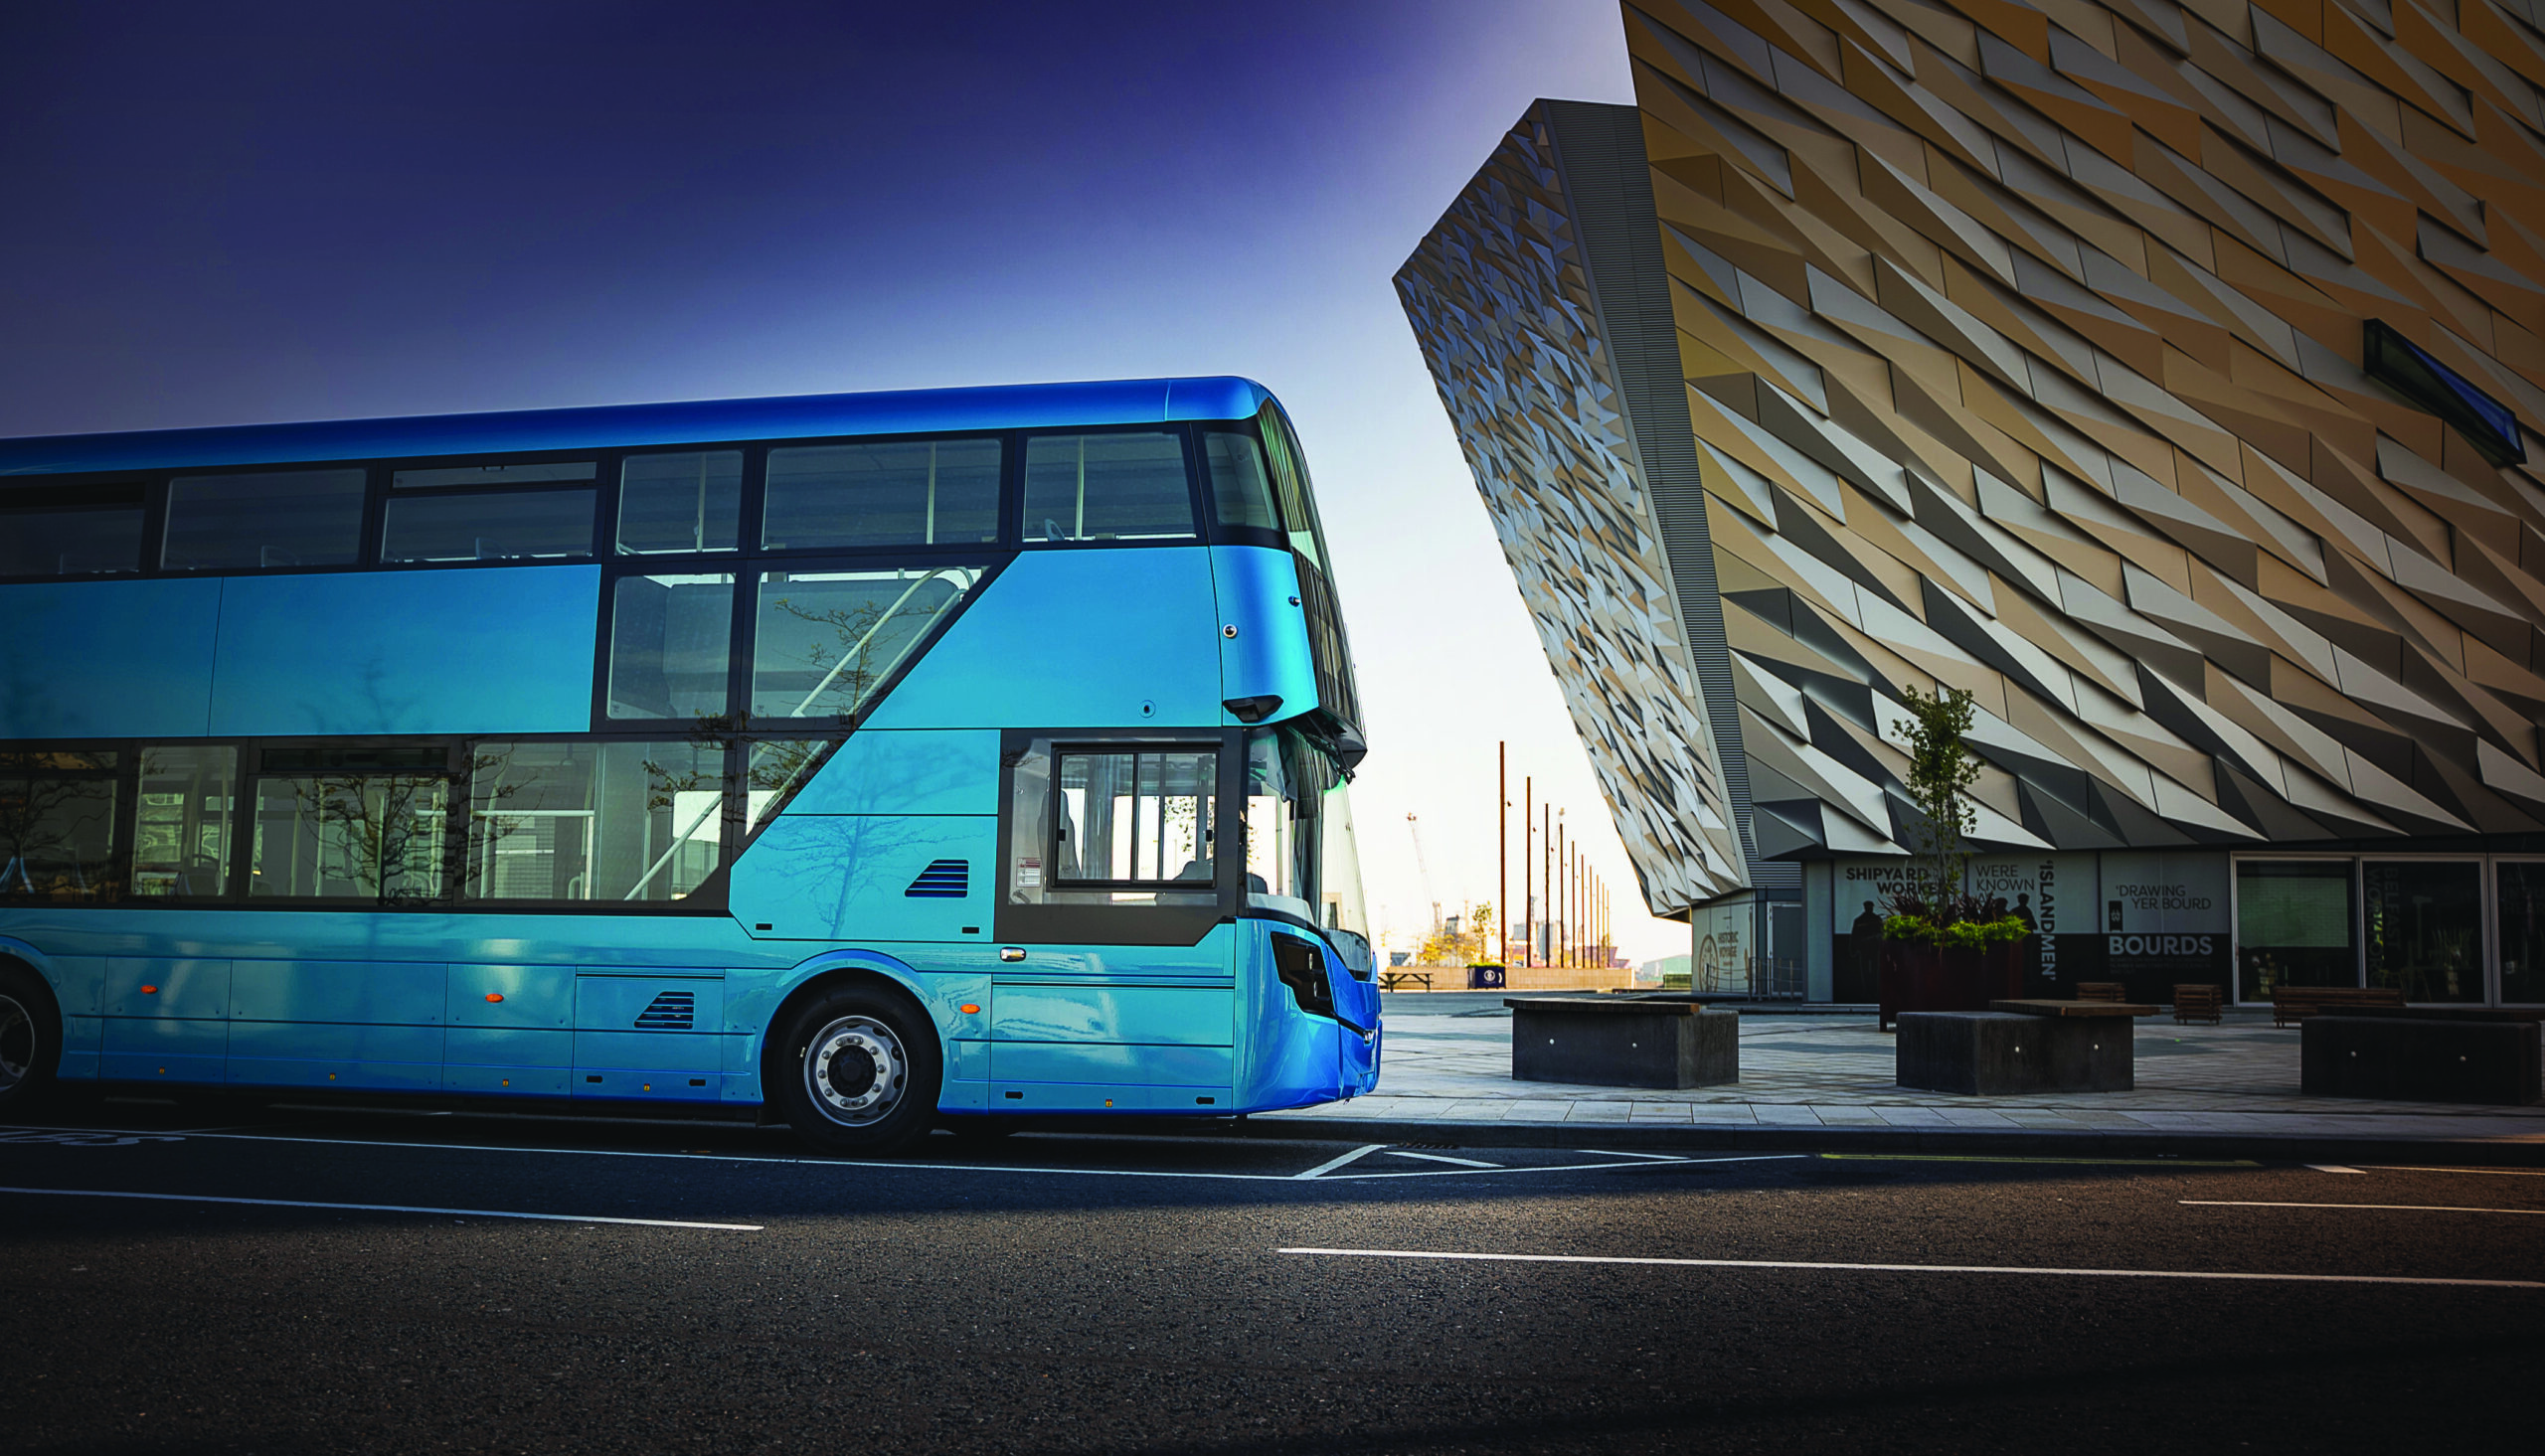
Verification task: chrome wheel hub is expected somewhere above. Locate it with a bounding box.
[804,1016,905,1126]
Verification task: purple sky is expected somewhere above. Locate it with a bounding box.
[0,2,1675,961]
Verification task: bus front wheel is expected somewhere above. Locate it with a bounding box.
[776,985,941,1156]
[0,963,62,1113]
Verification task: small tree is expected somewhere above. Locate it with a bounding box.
[1883,683,2021,946]
[1892,683,1979,912]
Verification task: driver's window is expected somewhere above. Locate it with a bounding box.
[1055,749,1216,885]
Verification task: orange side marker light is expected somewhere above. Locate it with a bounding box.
[485,993,504,1003]
[140,985,157,994]
[959,1003,980,1014]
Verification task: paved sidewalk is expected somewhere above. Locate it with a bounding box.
[1257,993,2545,1160]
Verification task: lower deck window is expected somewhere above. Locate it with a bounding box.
[0,750,122,899]
[252,765,448,902]
[133,747,237,897]
[466,740,726,901]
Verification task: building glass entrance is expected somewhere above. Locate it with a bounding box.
[2362,860,2485,1003]
[2497,861,2545,1005]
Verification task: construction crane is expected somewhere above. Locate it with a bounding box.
[1406,812,1442,938]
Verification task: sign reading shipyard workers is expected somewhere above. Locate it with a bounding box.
[1830,855,2101,1000]
[2094,851,2231,1000]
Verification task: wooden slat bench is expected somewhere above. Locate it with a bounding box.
[1378,970,1433,992]
[2172,984,2225,1026]
[2271,985,2406,1028]
[2076,982,2127,1004]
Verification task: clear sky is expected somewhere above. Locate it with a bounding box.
[0,1,1690,963]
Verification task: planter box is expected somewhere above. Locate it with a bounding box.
[2300,1010,2542,1105]
[1896,1011,2134,1094]
[1878,939,2024,1030]
[1508,998,1738,1089]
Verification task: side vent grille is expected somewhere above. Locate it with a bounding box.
[633,991,696,1030]
[906,859,969,898]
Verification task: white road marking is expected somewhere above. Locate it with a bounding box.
[2307,1165,2366,1175]
[1580,1149,1691,1161]
[2182,1200,2545,1215]
[1293,1144,1388,1180]
[2354,1166,2545,1178]
[0,1124,1802,1185]
[1379,1150,1502,1168]
[1274,1247,2543,1290]
[0,1186,761,1229]
[1330,1154,1811,1182]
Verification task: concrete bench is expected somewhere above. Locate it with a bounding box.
[1507,997,1738,1089]
[1896,1001,2154,1095]
[2299,1008,2543,1105]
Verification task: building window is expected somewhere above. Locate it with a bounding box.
[764,438,1002,551]
[1022,433,1194,543]
[2363,859,2484,1004]
[0,484,144,576]
[464,739,725,902]
[1054,748,1217,884]
[750,566,981,721]
[382,460,595,563]
[0,750,122,899]
[2497,862,2545,1005]
[605,573,736,721]
[132,746,237,897]
[249,746,448,901]
[2364,319,2526,466]
[2235,860,2354,1001]
[164,468,368,570]
[617,451,743,556]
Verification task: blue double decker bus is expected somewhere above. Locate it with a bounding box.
[0,377,1379,1151]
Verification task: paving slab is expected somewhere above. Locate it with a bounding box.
[1252,1002,2545,1163]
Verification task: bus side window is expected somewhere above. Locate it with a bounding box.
[1203,431,1279,533]
[132,746,238,898]
[165,468,367,570]
[1022,433,1195,543]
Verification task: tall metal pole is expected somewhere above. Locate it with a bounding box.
[1496,742,1507,968]
[1521,777,1533,968]
[1557,815,1568,968]
[1542,803,1552,968]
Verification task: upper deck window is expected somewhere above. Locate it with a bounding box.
[0,483,144,576]
[1204,431,1279,532]
[617,451,742,555]
[1023,433,1194,543]
[764,438,1000,550]
[382,460,595,564]
[1256,407,1329,570]
[750,566,983,721]
[164,468,367,570]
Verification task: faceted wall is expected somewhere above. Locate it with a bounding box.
[1396,102,1754,911]
[1411,0,2545,917]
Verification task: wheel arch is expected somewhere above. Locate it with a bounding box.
[758,952,940,1106]
[0,936,66,1021]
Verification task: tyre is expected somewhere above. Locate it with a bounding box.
[0,962,63,1115]
[774,983,941,1155]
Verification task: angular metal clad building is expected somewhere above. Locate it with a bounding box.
[1399,1,2545,1008]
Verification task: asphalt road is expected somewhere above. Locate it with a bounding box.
[3,1096,2539,1454]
